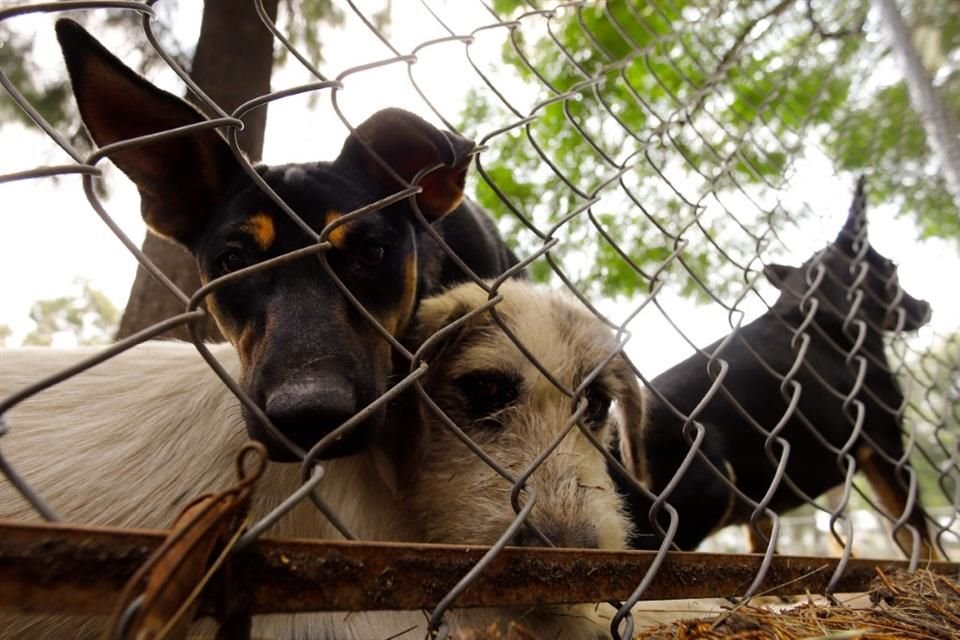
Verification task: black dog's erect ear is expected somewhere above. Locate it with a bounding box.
[56,19,241,248]
[836,175,868,250]
[763,263,797,289]
[337,108,476,221]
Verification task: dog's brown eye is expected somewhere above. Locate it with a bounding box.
[358,243,386,267]
[215,248,248,276]
[582,384,611,427]
[456,371,520,424]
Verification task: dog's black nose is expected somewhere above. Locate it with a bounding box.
[511,525,545,547]
[264,378,358,456]
[512,522,600,549]
[563,525,600,549]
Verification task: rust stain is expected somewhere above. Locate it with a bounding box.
[1,520,957,616]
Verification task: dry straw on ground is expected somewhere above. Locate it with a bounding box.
[635,568,960,640]
[452,568,960,639]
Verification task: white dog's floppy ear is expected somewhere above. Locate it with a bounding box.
[611,353,649,486]
[373,286,480,498]
[369,390,425,498]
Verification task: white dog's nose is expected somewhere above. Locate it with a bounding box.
[512,522,600,549]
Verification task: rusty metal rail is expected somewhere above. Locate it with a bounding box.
[2,520,958,616]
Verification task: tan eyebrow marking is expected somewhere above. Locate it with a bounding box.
[241,213,276,251]
[381,255,418,336]
[324,210,349,248]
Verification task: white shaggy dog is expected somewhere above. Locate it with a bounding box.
[0,280,642,639]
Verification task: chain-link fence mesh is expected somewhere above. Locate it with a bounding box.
[1,1,958,639]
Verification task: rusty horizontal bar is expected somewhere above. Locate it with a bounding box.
[1,520,957,617]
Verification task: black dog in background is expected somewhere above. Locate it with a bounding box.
[614,178,936,558]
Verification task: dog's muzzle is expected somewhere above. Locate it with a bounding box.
[511,522,600,549]
[894,295,931,331]
[247,376,373,461]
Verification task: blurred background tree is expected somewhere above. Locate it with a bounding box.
[1,0,342,342]
[3,0,956,309]
[6,280,121,347]
[462,0,959,301]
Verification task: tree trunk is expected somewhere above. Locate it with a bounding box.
[116,0,280,342]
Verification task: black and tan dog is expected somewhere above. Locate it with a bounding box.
[55,20,519,460]
[614,178,936,558]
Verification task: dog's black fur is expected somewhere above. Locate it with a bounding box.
[613,178,936,557]
[56,20,519,461]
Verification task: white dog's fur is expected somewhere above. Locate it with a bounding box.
[0,280,642,639]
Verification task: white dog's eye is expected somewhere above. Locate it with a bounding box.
[582,383,611,427]
[455,371,520,425]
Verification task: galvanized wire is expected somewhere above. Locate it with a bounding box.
[1,1,958,639]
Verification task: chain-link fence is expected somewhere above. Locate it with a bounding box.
[1,1,958,639]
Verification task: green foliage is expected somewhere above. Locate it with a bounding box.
[828,82,960,242]
[0,11,178,142]
[22,280,120,347]
[0,324,10,348]
[462,0,958,301]
[0,24,71,131]
[277,0,345,68]
[0,1,347,142]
